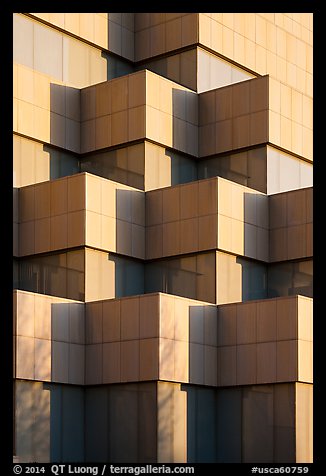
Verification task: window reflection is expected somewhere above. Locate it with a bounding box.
[145,252,215,303]
[15,380,84,463]
[108,255,145,297]
[14,251,313,303]
[238,257,268,301]
[198,147,267,193]
[49,148,80,180]
[170,151,197,186]
[135,49,197,91]
[16,250,85,301]
[267,260,313,298]
[80,145,145,190]
[13,135,80,188]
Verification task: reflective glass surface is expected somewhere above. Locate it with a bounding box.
[16,250,85,301]
[268,260,313,298]
[145,252,215,303]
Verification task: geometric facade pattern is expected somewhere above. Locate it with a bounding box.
[13,12,313,463]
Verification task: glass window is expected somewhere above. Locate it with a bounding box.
[61,386,84,461]
[216,388,242,462]
[84,250,144,301]
[145,252,215,303]
[137,50,197,91]
[109,386,139,462]
[170,152,197,186]
[170,257,197,298]
[196,253,216,303]
[115,55,135,78]
[46,383,62,462]
[198,147,267,193]
[15,380,38,461]
[49,148,80,180]
[19,259,43,295]
[13,135,79,187]
[196,388,217,462]
[198,157,222,181]
[43,254,68,298]
[138,384,157,463]
[67,251,85,301]
[32,384,51,461]
[268,260,313,299]
[239,258,268,301]
[267,262,293,298]
[85,387,109,461]
[81,145,144,190]
[13,259,19,289]
[273,384,295,462]
[292,260,313,297]
[16,250,85,301]
[145,260,179,296]
[109,255,145,297]
[242,386,274,463]
[247,148,267,193]
[217,252,267,304]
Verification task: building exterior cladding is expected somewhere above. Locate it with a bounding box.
[13,13,313,463]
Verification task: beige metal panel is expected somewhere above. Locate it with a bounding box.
[269,187,313,262]
[14,291,313,387]
[30,13,109,50]
[197,13,313,97]
[17,173,145,259]
[295,383,313,462]
[14,290,85,384]
[17,173,312,262]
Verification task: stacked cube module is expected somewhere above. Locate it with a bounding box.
[13,13,313,463]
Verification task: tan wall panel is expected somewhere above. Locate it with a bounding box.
[216,296,312,387]
[14,62,312,162]
[80,71,148,153]
[17,174,311,262]
[30,13,109,50]
[14,64,81,153]
[197,13,312,97]
[295,383,313,462]
[14,14,109,90]
[14,290,85,384]
[200,76,269,156]
[17,173,145,259]
[217,177,269,261]
[157,381,174,462]
[216,252,242,305]
[135,14,198,62]
[14,291,313,388]
[298,340,313,383]
[146,178,218,259]
[269,187,313,262]
[84,249,115,302]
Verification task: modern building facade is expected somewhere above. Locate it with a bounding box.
[13,13,313,463]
